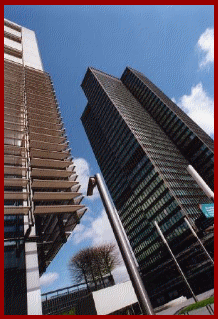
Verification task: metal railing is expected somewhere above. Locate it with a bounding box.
[41,275,114,315]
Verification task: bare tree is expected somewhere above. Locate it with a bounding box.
[69,243,121,288]
[95,243,121,277]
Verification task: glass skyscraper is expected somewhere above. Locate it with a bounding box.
[81,67,214,307]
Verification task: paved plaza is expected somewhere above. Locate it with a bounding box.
[156,289,214,315]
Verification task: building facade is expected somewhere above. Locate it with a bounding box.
[4,19,86,315]
[81,67,214,307]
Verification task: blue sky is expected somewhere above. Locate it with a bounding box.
[4,5,214,293]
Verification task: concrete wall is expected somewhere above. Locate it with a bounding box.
[4,37,22,51]
[92,281,138,315]
[4,24,21,37]
[4,18,43,71]
[22,27,43,71]
[4,53,22,64]
[4,18,44,315]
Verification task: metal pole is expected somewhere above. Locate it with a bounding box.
[154,221,198,303]
[94,173,155,315]
[114,207,139,268]
[184,217,214,265]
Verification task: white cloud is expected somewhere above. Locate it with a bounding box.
[197,28,214,68]
[72,158,100,201]
[72,209,116,245]
[112,265,130,284]
[92,210,117,245]
[73,223,85,234]
[172,82,214,136]
[40,272,59,287]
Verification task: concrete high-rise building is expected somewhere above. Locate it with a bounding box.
[4,19,86,315]
[81,67,214,307]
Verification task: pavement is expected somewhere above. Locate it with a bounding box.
[155,289,214,315]
[187,304,214,315]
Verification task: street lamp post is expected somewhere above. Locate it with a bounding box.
[87,173,155,315]
[185,165,214,263]
[154,221,198,303]
[184,217,214,265]
[154,221,214,315]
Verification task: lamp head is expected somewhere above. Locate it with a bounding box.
[87,177,96,196]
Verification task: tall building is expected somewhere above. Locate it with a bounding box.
[81,67,214,307]
[4,19,86,315]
